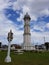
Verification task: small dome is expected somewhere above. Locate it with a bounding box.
[23,13,31,20]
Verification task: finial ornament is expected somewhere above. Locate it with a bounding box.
[23,12,31,21]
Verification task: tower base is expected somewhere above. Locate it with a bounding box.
[22,43,35,51]
[22,46,33,51]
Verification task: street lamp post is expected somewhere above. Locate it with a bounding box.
[5,30,13,63]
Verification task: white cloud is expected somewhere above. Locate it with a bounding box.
[12,1,21,11]
[31,32,49,45]
[40,9,49,16]
[2,0,46,20]
[0,0,49,45]
[31,21,46,32]
[0,0,45,22]
[33,25,44,31]
[17,13,24,21]
[46,23,49,28]
[0,8,23,44]
[0,0,12,11]
[12,0,49,21]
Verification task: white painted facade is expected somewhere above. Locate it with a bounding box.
[22,13,34,50]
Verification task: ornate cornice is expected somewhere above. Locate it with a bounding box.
[23,33,31,35]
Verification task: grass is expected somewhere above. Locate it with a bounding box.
[0,51,49,65]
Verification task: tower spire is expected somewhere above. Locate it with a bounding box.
[23,12,31,21]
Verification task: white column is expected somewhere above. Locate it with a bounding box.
[5,41,11,63]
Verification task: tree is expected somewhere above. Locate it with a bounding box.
[45,42,49,50]
[0,42,2,48]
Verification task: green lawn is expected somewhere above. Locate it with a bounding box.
[0,51,49,65]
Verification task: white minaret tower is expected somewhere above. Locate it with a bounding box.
[22,13,32,50]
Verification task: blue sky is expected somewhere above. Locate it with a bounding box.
[0,0,49,45]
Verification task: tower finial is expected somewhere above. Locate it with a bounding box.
[26,12,28,15]
[23,13,31,21]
